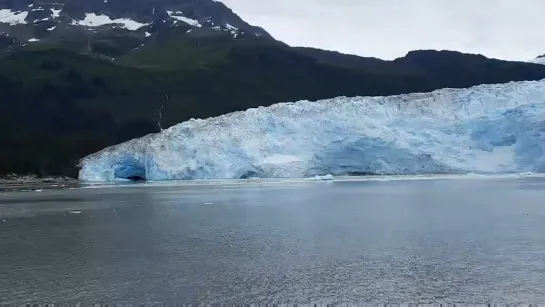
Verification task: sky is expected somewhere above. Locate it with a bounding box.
[222,0,544,61]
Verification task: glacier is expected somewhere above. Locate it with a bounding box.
[79,80,545,182]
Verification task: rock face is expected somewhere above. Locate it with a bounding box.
[0,0,270,50]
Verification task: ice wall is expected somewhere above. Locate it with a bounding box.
[79,80,545,181]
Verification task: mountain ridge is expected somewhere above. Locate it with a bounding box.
[0,0,271,55]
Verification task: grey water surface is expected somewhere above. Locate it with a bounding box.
[1,176,545,304]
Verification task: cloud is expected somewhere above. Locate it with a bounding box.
[223,0,545,61]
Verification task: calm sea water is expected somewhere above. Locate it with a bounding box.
[1,176,545,304]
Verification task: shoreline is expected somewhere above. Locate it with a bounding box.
[0,175,78,185]
[1,172,543,193]
[0,175,80,192]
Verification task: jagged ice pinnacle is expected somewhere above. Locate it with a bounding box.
[79,80,545,181]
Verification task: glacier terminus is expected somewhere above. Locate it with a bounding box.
[79,80,545,182]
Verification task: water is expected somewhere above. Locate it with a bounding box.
[1,176,545,304]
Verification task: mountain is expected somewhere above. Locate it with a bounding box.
[79,79,545,181]
[0,0,270,56]
[530,54,545,65]
[2,1,545,178]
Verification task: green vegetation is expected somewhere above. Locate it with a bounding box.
[2,38,545,178]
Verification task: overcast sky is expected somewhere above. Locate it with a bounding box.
[222,0,544,61]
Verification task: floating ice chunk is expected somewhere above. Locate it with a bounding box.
[313,174,334,181]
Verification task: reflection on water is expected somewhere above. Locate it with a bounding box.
[1,177,545,303]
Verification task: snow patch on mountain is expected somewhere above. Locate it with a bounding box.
[79,80,545,182]
[167,11,201,27]
[0,7,63,25]
[71,13,148,30]
[0,9,28,25]
[51,9,61,18]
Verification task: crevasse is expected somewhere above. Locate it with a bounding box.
[79,80,545,181]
